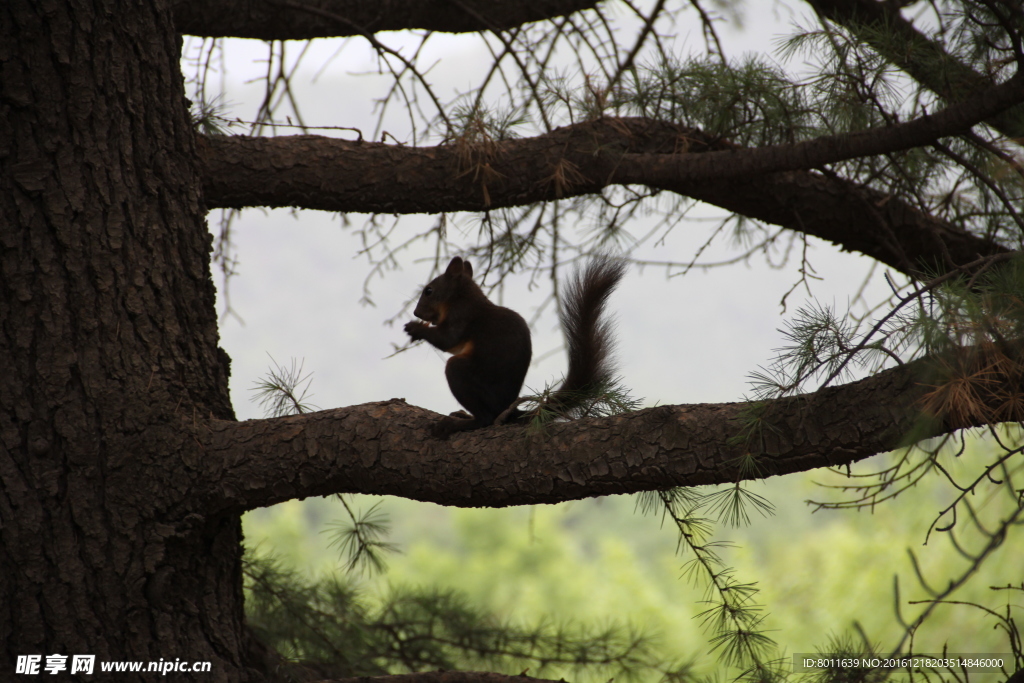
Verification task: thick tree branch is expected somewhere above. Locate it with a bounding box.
[803,0,1024,140]
[195,357,971,516]
[199,117,1010,277]
[172,0,599,40]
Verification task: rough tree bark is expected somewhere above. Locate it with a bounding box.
[0,0,264,679]
[172,0,602,40]
[198,118,1011,276]
[1,0,1022,681]
[196,357,957,513]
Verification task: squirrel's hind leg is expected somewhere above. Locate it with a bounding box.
[435,357,512,438]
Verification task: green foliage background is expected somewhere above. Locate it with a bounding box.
[244,434,1020,677]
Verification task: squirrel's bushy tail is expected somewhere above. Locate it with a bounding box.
[551,256,626,411]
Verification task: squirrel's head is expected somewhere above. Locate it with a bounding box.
[413,257,475,325]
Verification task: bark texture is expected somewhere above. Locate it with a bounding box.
[173,0,600,40]
[199,119,1009,276]
[196,359,948,513]
[0,0,259,679]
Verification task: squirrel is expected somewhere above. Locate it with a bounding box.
[405,255,625,438]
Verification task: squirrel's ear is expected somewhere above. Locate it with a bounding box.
[446,256,472,278]
[445,257,464,275]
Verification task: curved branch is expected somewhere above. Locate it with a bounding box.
[195,356,970,515]
[172,0,600,40]
[198,117,1009,277]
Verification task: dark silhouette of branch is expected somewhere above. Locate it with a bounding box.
[199,117,1010,277]
[173,0,600,40]
[196,354,974,515]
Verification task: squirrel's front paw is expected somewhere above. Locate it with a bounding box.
[404,320,427,340]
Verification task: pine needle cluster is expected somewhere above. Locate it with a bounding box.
[747,254,1024,431]
[244,552,695,683]
[634,488,780,681]
[521,376,644,430]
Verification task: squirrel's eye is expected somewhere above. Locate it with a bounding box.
[424,286,433,296]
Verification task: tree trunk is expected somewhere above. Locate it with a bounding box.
[0,1,257,679]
